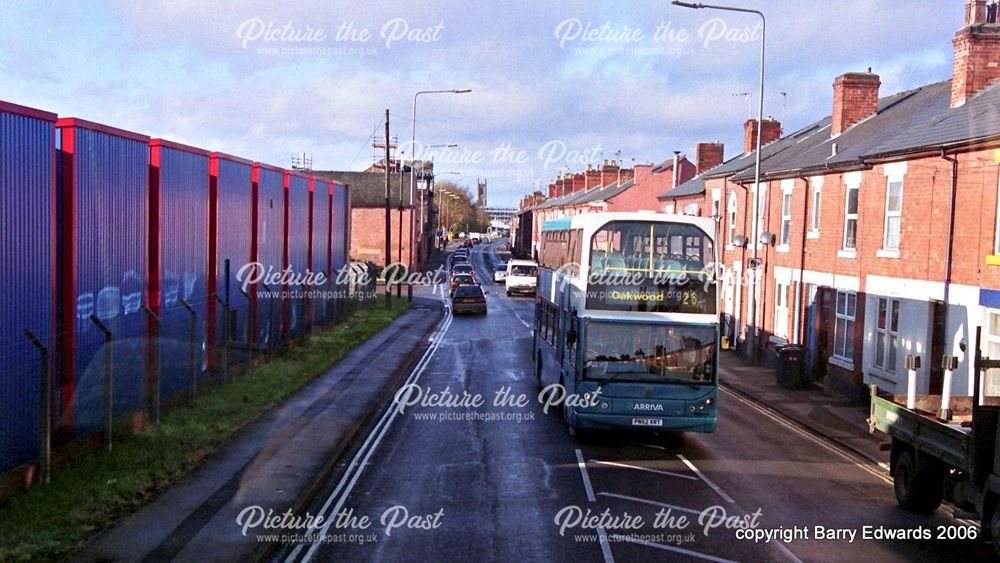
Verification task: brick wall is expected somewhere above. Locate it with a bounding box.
[350,206,415,268]
[714,146,1000,398]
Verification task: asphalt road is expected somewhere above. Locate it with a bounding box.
[277,240,994,563]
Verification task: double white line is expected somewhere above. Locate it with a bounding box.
[286,290,454,563]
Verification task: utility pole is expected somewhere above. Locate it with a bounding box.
[383,109,391,308]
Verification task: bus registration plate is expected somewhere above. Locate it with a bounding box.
[632,417,663,427]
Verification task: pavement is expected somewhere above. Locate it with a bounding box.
[72,295,445,563]
[717,352,890,467]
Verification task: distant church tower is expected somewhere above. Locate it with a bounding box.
[476,178,488,207]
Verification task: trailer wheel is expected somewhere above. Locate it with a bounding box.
[893,450,943,512]
[992,510,1000,557]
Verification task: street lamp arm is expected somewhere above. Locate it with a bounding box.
[671,0,763,19]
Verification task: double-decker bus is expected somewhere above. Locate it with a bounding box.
[533,212,718,434]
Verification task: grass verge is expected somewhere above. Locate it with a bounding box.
[0,299,411,561]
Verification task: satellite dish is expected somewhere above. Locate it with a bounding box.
[759,231,775,245]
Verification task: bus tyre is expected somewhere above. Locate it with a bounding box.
[560,373,575,435]
[893,450,943,512]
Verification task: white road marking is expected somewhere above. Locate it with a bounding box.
[575,448,615,563]
[639,443,666,451]
[588,458,699,481]
[596,527,615,563]
[677,454,735,504]
[597,491,704,517]
[609,534,738,563]
[289,293,454,563]
[575,449,596,502]
[720,386,892,485]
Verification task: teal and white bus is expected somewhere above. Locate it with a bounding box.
[533,212,719,434]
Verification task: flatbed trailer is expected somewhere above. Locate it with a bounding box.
[868,328,1000,554]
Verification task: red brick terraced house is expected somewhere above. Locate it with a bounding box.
[522,156,696,260]
[691,0,1000,400]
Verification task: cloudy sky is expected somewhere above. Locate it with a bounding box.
[0,0,962,206]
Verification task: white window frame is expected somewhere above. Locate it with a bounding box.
[842,181,859,252]
[873,296,900,375]
[778,183,793,251]
[774,281,789,339]
[808,179,822,238]
[987,310,1000,359]
[727,191,738,246]
[882,177,903,252]
[756,184,767,249]
[833,290,857,364]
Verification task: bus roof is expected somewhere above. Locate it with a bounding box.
[540,216,573,232]
[540,212,715,234]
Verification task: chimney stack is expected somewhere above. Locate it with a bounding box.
[572,173,586,193]
[586,169,602,189]
[832,70,880,135]
[743,117,782,154]
[952,0,1000,107]
[696,142,724,174]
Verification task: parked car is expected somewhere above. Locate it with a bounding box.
[493,263,508,282]
[505,260,537,296]
[449,273,477,296]
[451,284,487,315]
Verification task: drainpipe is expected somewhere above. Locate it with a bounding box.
[940,150,958,309]
[939,149,959,396]
[796,177,811,345]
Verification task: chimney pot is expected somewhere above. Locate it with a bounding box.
[952,0,1000,107]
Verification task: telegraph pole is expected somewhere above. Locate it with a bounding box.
[384,109,391,308]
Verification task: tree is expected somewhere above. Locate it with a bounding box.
[436,181,490,233]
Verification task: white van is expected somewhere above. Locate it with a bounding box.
[505,260,537,296]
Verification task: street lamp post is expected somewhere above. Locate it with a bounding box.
[671,1,765,360]
[411,89,471,271]
[427,144,457,250]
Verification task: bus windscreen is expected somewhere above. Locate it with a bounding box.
[586,221,716,314]
[584,322,716,383]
